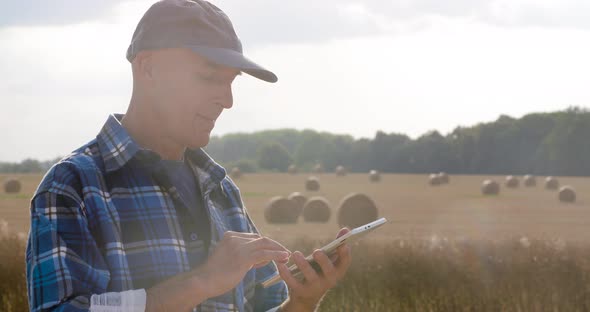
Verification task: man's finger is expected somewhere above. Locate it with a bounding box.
[244,236,291,253]
[334,244,352,278]
[224,231,261,239]
[292,251,320,284]
[277,262,303,293]
[329,253,339,263]
[336,227,350,239]
[313,250,335,276]
[250,249,290,266]
[252,255,289,269]
[253,261,270,269]
[313,250,338,288]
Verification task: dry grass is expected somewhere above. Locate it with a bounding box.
[4,173,590,240]
[3,173,590,310]
[238,173,590,243]
[310,237,590,311]
[0,221,28,312]
[4,222,590,311]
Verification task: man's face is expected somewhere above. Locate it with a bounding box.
[147,48,240,148]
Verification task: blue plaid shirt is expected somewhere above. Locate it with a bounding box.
[26,114,288,312]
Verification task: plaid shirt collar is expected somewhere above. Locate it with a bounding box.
[96,113,227,193]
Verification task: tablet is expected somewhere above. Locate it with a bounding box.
[260,217,388,288]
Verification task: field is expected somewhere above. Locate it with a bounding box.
[2,173,590,311]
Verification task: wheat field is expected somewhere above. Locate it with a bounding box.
[1,173,590,311]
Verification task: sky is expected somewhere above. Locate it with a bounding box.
[1,0,589,162]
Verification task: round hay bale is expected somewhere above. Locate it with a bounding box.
[369,170,381,182]
[481,180,500,195]
[523,175,536,187]
[3,179,21,194]
[288,192,307,217]
[438,172,450,184]
[305,176,320,192]
[230,167,242,179]
[288,165,298,175]
[545,176,559,190]
[558,186,576,203]
[313,164,324,174]
[264,196,298,223]
[302,197,331,223]
[335,165,347,176]
[429,174,442,186]
[337,193,379,229]
[505,176,519,188]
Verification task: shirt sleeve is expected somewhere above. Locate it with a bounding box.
[26,190,112,311]
[89,289,146,312]
[254,264,289,312]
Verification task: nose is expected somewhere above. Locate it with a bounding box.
[216,84,233,109]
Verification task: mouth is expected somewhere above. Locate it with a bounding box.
[196,113,216,122]
[195,113,218,133]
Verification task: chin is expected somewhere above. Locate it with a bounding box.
[188,135,210,149]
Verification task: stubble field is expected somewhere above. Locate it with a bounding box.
[2,172,590,311]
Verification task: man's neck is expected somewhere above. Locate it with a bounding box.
[121,97,185,161]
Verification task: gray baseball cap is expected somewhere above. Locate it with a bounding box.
[126,0,277,83]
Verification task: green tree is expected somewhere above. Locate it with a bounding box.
[257,142,292,172]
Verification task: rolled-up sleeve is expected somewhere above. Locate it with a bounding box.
[26,191,110,311]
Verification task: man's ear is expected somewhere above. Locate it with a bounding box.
[133,51,154,81]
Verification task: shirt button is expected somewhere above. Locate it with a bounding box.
[190,233,198,241]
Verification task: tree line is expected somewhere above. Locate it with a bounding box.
[2,108,589,176]
[0,158,60,174]
[206,107,590,176]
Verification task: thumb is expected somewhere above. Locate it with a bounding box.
[336,227,350,238]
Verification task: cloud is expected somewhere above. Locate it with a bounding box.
[217,0,590,47]
[216,20,590,145]
[2,0,589,45]
[1,0,590,162]
[213,1,386,47]
[482,0,590,29]
[329,0,590,29]
[0,1,124,27]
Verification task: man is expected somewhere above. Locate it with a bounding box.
[25,0,352,311]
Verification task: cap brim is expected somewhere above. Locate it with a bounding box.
[185,45,277,83]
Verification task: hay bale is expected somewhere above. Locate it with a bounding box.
[230,167,242,179]
[505,176,519,188]
[288,192,307,218]
[369,170,381,182]
[545,176,559,190]
[313,164,324,174]
[337,193,379,229]
[481,180,500,195]
[264,196,299,223]
[429,174,442,186]
[288,165,298,175]
[302,197,331,223]
[558,186,576,203]
[335,165,347,176]
[523,175,536,187]
[3,179,21,194]
[438,172,450,184]
[305,176,320,192]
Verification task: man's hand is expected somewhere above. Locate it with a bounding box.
[277,228,352,312]
[146,231,291,312]
[195,231,292,297]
